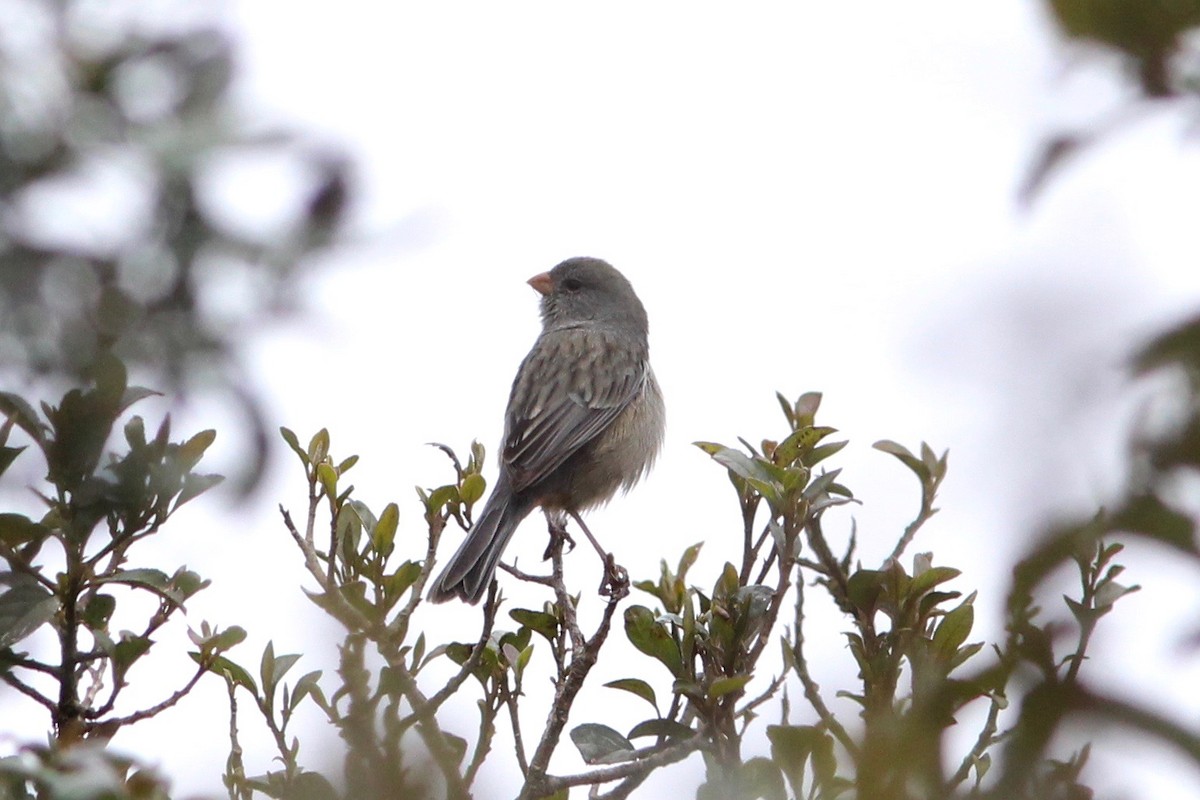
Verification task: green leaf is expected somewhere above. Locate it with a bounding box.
[0,444,25,478]
[1094,580,1139,608]
[677,541,704,580]
[627,718,694,740]
[174,473,224,509]
[178,429,216,470]
[289,670,325,713]
[113,634,153,678]
[794,392,822,426]
[738,757,787,800]
[511,608,559,642]
[210,625,247,652]
[385,561,423,601]
[1110,494,1197,555]
[117,386,161,415]
[307,429,330,464]
[95,569,185,608]
[460,473,486,505]
[909,566,961,598]
[372,502,399,557]
[603,678,658,712]
[191,652,257,694]
[0,391,47,445]
[80,594,116,631]
[808,439,848,466]
[0,582,57,648]
[873,439,930,481]
[933,603,974,661]
[767,724,821,797]
[316,463,338,497]
[846,569,884,614]
[0,514,49,547]
[280,427,309,464]
[624,605,683,677]
[709,674,752,699]
[569,723,636,765]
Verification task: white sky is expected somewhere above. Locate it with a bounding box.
[6,2,1200,798]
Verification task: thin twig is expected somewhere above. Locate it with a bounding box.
[886,495,937,566]
[395,583,499,732]
[948,692,1003,789]
[504,678,531,776]
[0,670,57,714]
[738,672,787,721]
[500,561,556,586]
[791,570,858,759]
[95,665,207,728]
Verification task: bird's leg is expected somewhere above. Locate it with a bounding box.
[542,510,576,561]
[567,510,629,599]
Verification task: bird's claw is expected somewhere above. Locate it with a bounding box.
[599,553,629,600]
[543,522,577,560]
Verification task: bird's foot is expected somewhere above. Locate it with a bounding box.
[599,553,630,600]
[543,520,577,560]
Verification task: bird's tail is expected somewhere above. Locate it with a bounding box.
[427,487,532,604]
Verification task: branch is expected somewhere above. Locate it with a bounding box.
[395,583,498,732]
[886,490,937,565]
[537,735,706,796]
[93,665,206,728]
[499,560,556,586]
[948,691,1003,789]
[502,677,531,776]
[791,569,858,759]
[0,668,57,715]
[519,535,623,799]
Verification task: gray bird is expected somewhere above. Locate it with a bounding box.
[428,257,665,604]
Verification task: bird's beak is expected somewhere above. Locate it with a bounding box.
[527,272,554,296]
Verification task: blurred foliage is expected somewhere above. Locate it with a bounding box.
[0,354,229,798]
[0,0,349,491]
[1028,0,1200,196]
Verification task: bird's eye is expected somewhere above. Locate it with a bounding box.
[561,277,583,292]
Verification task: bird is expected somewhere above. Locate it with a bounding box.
[428,257,665,604]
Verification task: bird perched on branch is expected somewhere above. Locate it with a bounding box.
[429,257,665,604]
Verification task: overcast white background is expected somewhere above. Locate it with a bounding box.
[5,1,1200,798]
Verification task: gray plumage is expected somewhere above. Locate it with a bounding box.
[428,257,665,604]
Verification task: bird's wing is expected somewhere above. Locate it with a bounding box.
[502,327,646,494]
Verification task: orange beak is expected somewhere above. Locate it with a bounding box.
[527,272,554,296]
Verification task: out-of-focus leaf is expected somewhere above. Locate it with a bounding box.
[768,724,821,797]
[737,757,787,800]
[0,514,49,547]
[933,603,974,661]
[192,652,257,694]
[569,723,636,765]
[80,594,116,631]
[0,582,57,648]
[873,439,929,481]
[709,674,752,699]
[603,678,658,712]
[174,473,224,509]
[627,718,693,740]
[1111,494,1197,555]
